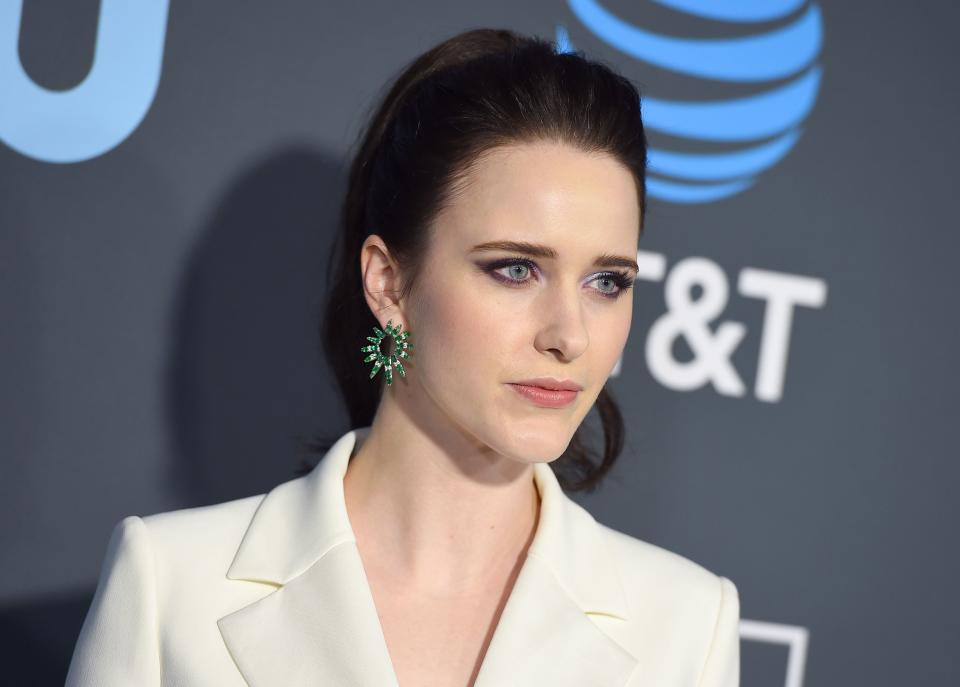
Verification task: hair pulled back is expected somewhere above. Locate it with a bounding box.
[304,28,648,492]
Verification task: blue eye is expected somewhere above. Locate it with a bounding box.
[500,261,533,282]
[480,257,635,300]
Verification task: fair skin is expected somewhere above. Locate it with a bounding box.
[343,139,641,686]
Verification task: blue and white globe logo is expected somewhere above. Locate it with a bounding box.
[556,0,824,204]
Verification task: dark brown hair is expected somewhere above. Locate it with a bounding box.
[298,28,647,492]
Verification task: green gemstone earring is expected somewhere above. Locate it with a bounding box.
[360,318,414,386]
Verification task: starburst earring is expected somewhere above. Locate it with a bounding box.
[360,318,414,386]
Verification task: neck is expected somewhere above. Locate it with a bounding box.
[342,396,541,597]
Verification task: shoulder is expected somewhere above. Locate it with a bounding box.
[589,520,741,684]
[106,491,266,583]
[139,491,265,546]
[596,519,739,631]
[601,520,731,590]
[69,493,276,685]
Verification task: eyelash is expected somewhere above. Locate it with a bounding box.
[481,257,635,300]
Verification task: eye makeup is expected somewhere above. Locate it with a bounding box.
[477,256,635,300]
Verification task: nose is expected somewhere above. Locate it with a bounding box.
[533,284,590,361]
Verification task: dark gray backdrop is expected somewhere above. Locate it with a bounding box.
[2,1,957,685]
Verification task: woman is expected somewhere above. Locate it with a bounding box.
[66,28,739,687]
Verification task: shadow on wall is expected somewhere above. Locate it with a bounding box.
[0,588,93,687]
[165,146,350,507]
[0,147,352,685]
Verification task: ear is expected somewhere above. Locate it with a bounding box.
[359,234,405,327]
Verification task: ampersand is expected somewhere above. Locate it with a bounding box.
[646,257,746,395]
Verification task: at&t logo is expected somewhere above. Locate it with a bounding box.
[557,0,824,204]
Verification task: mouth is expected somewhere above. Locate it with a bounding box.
[507,378,583,409]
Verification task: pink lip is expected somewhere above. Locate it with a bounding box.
[507,383,579,409]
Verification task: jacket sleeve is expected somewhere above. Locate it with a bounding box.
[65,515,162,686]
[697,576,741,687]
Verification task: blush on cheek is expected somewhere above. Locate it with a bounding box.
[433,275,504,340]
[414,283,475,366]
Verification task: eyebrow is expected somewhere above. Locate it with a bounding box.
[468,240,640,272]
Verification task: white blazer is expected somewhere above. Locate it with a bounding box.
[65,425,740,686]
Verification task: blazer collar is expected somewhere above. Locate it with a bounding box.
[217,426,638,686]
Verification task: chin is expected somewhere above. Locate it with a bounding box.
[497,420,576,464]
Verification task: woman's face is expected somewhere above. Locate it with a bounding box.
[402,140,641,465]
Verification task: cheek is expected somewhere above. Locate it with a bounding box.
[611,304,633,349]
[597,303,633,362]
[588,304,633,373]
[412,277,514,386]
[410,270,632,392]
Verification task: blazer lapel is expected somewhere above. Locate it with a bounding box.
[217,426,398,687]
[217,539,398,686]
[472,439,639,686]
[217,426,639,687]
[472,556,637,686]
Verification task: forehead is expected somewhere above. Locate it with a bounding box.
[434,140,641,253]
